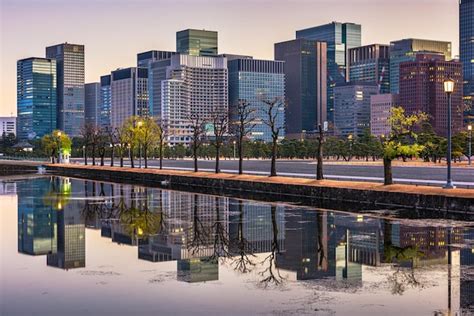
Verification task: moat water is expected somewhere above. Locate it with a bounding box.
[0,175,473,315]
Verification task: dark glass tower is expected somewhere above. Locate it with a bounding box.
[348,44,390,94]
[16,57,57,140]
[99,75,112,129]
[46,43,85,137]
[176,29,218,57]
[460,0,474,123]
[296,22,362,123]
[275,39,327,137]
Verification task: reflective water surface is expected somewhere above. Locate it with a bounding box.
[0,175,473,316]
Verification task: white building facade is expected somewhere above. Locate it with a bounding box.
[161,54,228,146]
[0,117,16,136]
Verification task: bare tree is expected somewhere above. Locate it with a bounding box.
[231,99,256,175]
[188,113,206,172]
[210,106,228,173]
[261,97,285,177]
[80,124,96,165]
[96,128,108,166]
[105,127,118,167]
[116,126,129,168]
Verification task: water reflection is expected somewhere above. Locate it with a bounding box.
[9,176,474,314]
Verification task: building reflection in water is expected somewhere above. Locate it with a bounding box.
[13,176,473,314]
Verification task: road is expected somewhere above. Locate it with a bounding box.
[73,158,474,188]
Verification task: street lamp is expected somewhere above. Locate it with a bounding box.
[468,125,472,166]
[137,121,143,168]
[82,145,86,165]
[233,140,236,159]
[348,134,353,160]
[443,79,455,189]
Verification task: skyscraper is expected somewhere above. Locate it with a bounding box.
[110,67,148,128]
[161,54,228,146]
[228,58,285,142]
[45,43,85,137]
[399,53,463,137]
[137,50,176,68]
[138,51,177,117]
[176,29,218,57]
[389,39,452,94]
[84,82,100,127]
[99,75,112,129]
[296,22,362,123]
[348,44,390,94]
[460,0,474,123]
[333,82,379,137]
[16,57,57,140]
[274,39,327,137]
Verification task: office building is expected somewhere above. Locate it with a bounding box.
[370,94,399,137]
[99,75,112,129]
[0,117,16,136]
[348,44,390,94]
[139,51,177,117]
[460,0,474,123]
[296,22,362,123]
[16,57,57,140]
[399,53,463,136]
[110,67,148,128]
[176,29,218,57]
[161,54,228,146]
[274,39,327,137]
[85,82,100,127]
[137,50,176,68]
[46,43,85,137]
[389,39,452,94]
[334,82,379,137]
[228,58,285,142]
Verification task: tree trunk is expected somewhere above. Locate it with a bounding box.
[270,139,277,177]
[144,147,148,168]
[215,145,220,173]
[92,145,96,166]
[238,140,243,175]
[110,146,114,167]
[383,157,393,185]
[120,155,124,168]
[100,153,104,166]
[159,142,163,170]
[130,147,135,168]
[84,148,88,165]
[193,145,198,172]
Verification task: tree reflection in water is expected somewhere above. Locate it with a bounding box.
[229,200,256,274]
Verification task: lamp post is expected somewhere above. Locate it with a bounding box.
[468,125,472,166]
[137,121,143,168]
[233,140,236,159]
[348,134,353,161]
[443,79,455,189]
[82,145,86,165]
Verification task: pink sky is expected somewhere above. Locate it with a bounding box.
[0,0,459,116]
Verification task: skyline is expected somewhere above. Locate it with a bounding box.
[0,0,460,116]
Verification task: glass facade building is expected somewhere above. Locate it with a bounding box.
[99,75,112,129]
[296,22,362,123]
[110,68,149,128]
[460,0,474,123]
[348,44,390,94]
[274,39,327,137]
[16,57,57,141]
[389,39,451,94]
[176,29,218,57]
[228,58,285,142]
[137,50,176,68]
[84,82,100,127]
[333,82,379,137]
[46,43,85,137]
